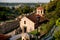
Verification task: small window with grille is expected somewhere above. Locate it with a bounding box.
[24,21,26,24]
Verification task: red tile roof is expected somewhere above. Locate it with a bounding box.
[0,34,10,40]
[37,7,44,10]
[26,13,46,23]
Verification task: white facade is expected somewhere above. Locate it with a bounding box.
[20,16,35,32]
[37,9,44,15]
[36,7,44,16]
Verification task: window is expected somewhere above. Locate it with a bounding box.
[38,11,40,14]
[24,21,26,24]
[41,10,42,14]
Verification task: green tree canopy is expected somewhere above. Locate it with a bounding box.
[54,31,60,40]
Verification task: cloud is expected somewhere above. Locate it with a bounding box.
[0,0,50,3]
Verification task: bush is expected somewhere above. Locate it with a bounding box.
[29,29,37,35]
[56,18,60,26]
[40,18,55,34]
[54,31,60,40]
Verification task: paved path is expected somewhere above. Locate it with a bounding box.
[10,34,22,40]
[9,33,31,40]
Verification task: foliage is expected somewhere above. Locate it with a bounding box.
[35,4,40,8]
[45,0,60,40]
[45,0,60,22]
[16,5,35,15]
[0,5,35,21]
[56,18,60,27]
[40,18,55,34]
[22,5,30,13]
[45,0,57,13]
[55,0,60,17]
[15,7,23,15]
[54,31,60,40]
[0,6,16,21]
[29,29,37,35]
[0,12,7,21]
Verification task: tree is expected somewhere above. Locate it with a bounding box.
[45,0,60,20]
[54,31,60,40]
[35,4,40,8]
[56,18,60,26]
[55,0,60,17]
[22,5,30,14]
[0,12,7,21]
[15,7,23,15]
[45,0,57,13]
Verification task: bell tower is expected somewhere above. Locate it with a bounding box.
[36,5,44,17]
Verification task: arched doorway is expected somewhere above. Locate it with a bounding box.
[23,26,27,33]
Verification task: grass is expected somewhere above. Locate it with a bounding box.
[29,29,37,35]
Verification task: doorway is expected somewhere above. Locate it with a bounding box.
[24,26,27,33]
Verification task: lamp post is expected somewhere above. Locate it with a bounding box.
[37,16,40,40]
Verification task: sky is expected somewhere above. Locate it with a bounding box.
[0,0,50,3]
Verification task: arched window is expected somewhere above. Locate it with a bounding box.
[41,10,42,14]
[24,21,26,24]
